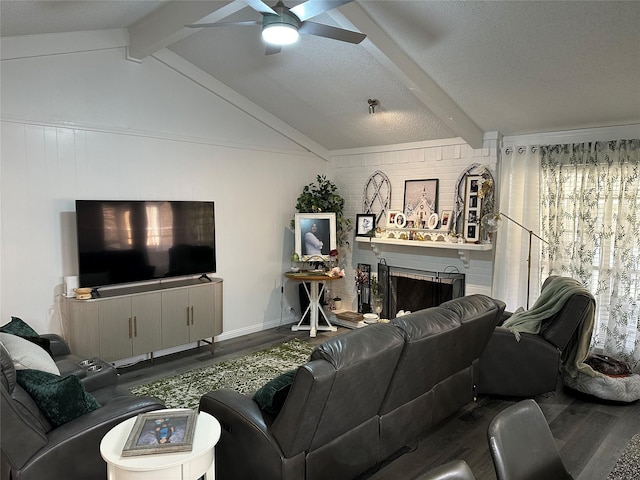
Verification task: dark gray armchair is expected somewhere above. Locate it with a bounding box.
[1,337,165,480]
[476,276,595,397]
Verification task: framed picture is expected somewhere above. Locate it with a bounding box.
[122,410,196,457]
[463,175,482,242]
[394,212,407,228]
[386,210,402,229]
[427,212,439,230]
[355,214,375,236]
[440,210,452,230]
[295,213,337,262]
[403,179,439,228]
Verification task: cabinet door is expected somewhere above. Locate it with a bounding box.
[64,299,101,359]
[131,293,162,356]
[161,289,191,349]
[98,297,133,362]
[189,284,215,342]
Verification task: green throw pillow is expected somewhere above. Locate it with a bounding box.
[1,316,39,337]
[0,317,52,355]
[253,369,296,416]
[16,369,100,427]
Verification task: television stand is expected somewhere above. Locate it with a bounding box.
[63,278,223,363]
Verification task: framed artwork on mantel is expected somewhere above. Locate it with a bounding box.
[463,175,482,242]
[355,214,375,237]
[403,179,439,229]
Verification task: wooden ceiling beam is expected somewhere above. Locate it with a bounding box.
[338,2,485,149]
[128,0,243,61]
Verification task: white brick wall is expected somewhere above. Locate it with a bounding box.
[328,137,499,312]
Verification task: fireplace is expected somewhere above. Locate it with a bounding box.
[378,263,465,319]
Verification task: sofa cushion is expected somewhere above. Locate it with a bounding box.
[253,369,296,416]
[16,369,100,427]
[0,317,52,355]
[0,333,60,375]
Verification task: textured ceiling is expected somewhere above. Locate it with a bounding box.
[2,0,639,152]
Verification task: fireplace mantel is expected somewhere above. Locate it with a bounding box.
[355,237,492,268]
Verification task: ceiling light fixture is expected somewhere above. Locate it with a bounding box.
[262,13,300,46]
[368,99,379,114]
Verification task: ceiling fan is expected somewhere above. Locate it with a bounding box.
[186,0,366,55]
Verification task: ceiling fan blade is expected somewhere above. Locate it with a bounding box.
[185,21,261,28]
[265,44,282,55]
[245,0,278,15]
[299,21,366,44]
[290,0,354,22]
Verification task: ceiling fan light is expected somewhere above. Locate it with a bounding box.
[262,12,300,46]
[262,23,299,45]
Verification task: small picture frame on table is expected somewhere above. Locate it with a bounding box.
[122,410,196,457]
[356,214,375,236]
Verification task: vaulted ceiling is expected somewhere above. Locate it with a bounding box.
[2,0,639,152]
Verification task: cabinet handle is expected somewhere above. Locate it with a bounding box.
[134,316,137,337]
[186,307,190,326]
[128,317,132,339]
[191,306,194,325]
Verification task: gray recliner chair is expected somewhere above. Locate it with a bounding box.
[487,399,573,480]
[1,338,165,480]
[477,276,595,397]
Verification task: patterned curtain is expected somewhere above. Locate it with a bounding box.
[539,139,640,369]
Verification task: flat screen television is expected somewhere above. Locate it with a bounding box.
[76,200,216,288]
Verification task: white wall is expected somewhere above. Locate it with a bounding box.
[328,137,499,310]
[1,39,326,344]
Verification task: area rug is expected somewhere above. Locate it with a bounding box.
[607,433,640,480]
[131,339,314,409]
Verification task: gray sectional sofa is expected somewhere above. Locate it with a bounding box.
[199,294,506,480]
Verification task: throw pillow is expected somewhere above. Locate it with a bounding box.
[0,333,60,375]
[1,316,39,337]
[0,317,52,356]
[253,369,296,416]
[16,369,100,427]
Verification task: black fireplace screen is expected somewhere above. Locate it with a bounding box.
[378,263,464,319]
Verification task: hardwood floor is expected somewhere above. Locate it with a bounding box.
[117,326,640,480]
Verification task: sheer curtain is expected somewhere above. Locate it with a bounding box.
[492,146,543,312]
[539,140,640,368]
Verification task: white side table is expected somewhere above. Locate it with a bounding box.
[100,409,221,480]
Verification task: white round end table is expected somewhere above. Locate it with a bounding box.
[100,409,221,480]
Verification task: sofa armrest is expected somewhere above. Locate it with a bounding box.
[476,327,561,397]
[40,334,71,357]
[200,389,304,480]
[20,395,164,480]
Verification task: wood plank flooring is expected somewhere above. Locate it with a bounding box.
[117,326,640,480]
